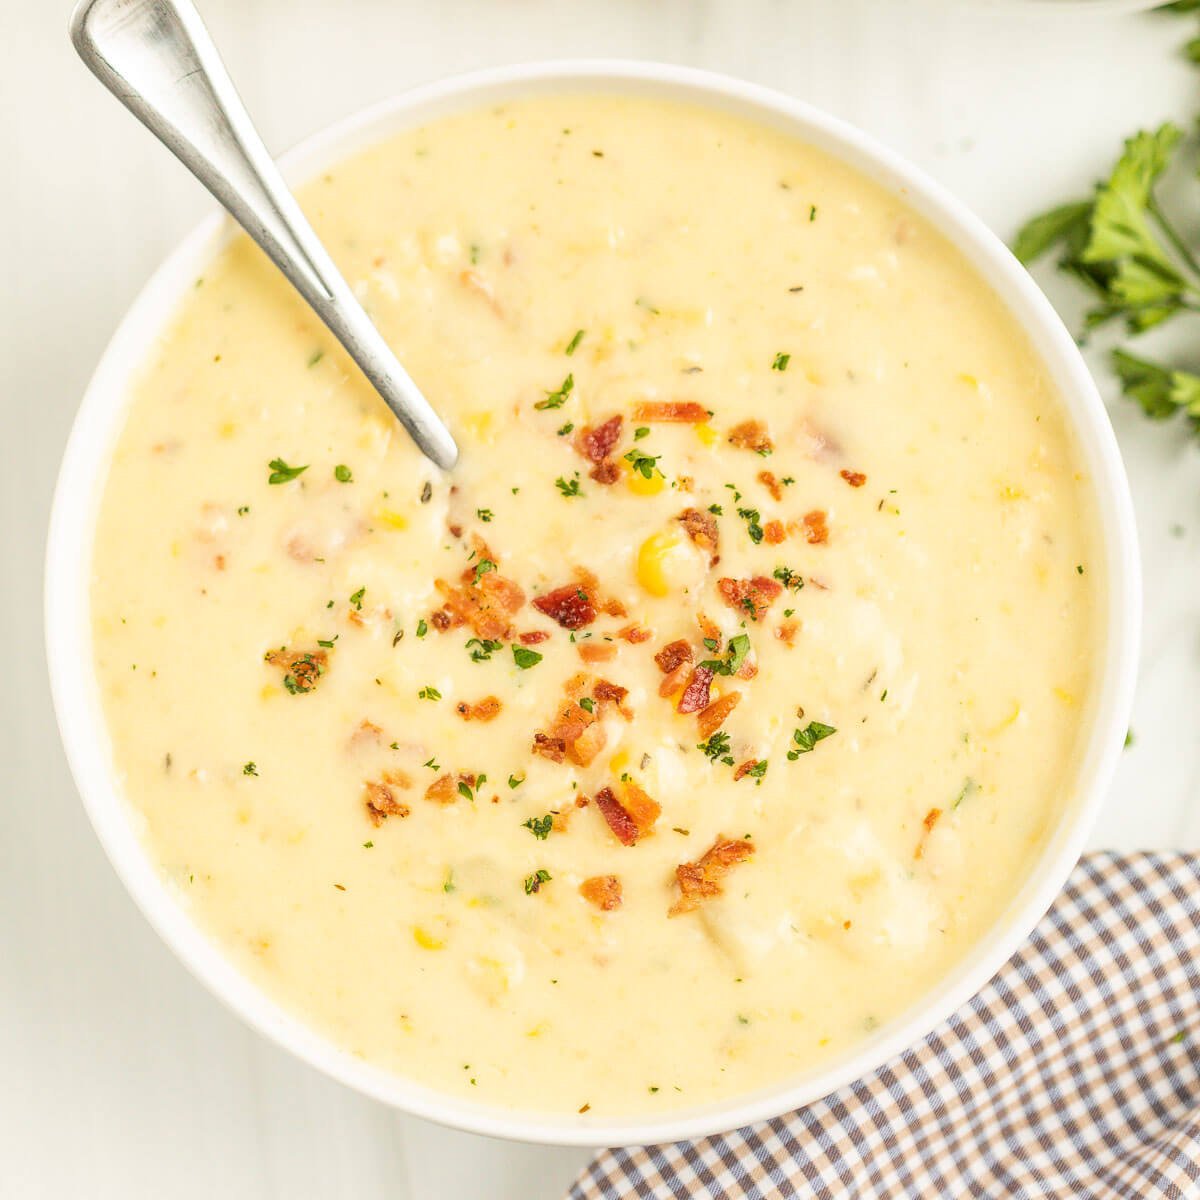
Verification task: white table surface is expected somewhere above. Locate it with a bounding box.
[3,2,1199,1196]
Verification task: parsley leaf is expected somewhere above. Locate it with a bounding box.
[466,638,503,662]
[512,645,543,670]
[700,633,750,677]
[524,868,552,895]
[623,449,661,479]
[536,373,574,410]
[555,474,583,498]
[523,814,554,840]
[565,329,585,356]
[267,457,308,485]
[786,721,837,760]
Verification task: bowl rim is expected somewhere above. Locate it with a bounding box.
[44,58,1141,1147]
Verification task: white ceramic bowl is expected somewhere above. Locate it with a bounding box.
[45,61,1140,1147]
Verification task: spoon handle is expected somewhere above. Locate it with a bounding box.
[70,0,459,471]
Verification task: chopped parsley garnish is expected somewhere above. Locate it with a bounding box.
[708,503,723,515]
[773,566,804,591]
[524,868,552,895]
[698,730,735,766]
[242,761,258,776]
[535,373,574,410]
[457,774,486,802]
[307,349,324,367]
[443,870,456,893]
[787,721,837,759]
[634,426,650,441]
[809,205,818,222]
[523,814,554,840]
[476,507,494,523]
[512,645,543,670]
[416,618,429,638]
[423,756,440,771]
[316,636,337,649]
[557,422,575,436]
[578,696,596,713]
[466,638,503,662]
[700,633,750,677]
[473,558,497,584]
[508,773,525,789]
[417,685,441,701]
[334,464,353,483]
[952,777,979,810]
[565,329,585,356]
[555,474,583,498]
[363,841,374,849]
[737,506,764,544]
[741,760,768,784]
[623,449,661,479]
[349,586,365,610]
[702,638,719,652]
[772,352,791,371]
[236,505,250,516]
[267,457,308,485]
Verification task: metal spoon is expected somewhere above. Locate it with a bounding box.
[70,0,459,471]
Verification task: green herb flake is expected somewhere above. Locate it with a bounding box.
[334,464,353,483]
[417,685,442,701]
[772,352,791,372]
[737,507,764,544]
[535,373,574,410]
[242,761,258,776]
[349,587,365,610]
[508,773,525,789]
[307,349,324,368]
[466,637,503,662]
[623,449,661,480]
[473,558,497,584]
[698,730,735,766]
[773,566,804,591]
[524,868,552,895]
[513,645,543,670]
[557,422,575,437]
[952,777,978,810]
[416,618,429,639]
[476,507,494,523]
[565,329,585,356]
[700,633,751,678]
[523,814,554,840]
[787,721,837,760]
[267,457,308,485]
[634,426,650,441]
[555,474,583,498]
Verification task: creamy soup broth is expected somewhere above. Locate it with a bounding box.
[90,96,1100,1115]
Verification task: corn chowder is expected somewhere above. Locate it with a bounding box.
[90,96,1100,1115]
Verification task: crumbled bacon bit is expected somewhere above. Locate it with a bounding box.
[669,836,755,916]
[448,522,463,539]
[455,696,502,722]
[757,470,785,501]
[677,507,719,559]
[594,782,660,846]
[915,807,943,860]
[840,469,867,488]
[574,567,627,618]
[576,415,623,463]
[732,759,762,781]
[802,510,829,545]
[364,773,411,825]
[618,623,652,644]
[677,666,714,714]
[570,722,607,766]
[532,733,566,763]
[717,576,783,621]
[593,680,629,713]
[736,657,758,680]
[589,460,621,484]
[578,641,616,663]
[659,661,692,698]
[631,400,708,423]
[349,718,385,747]
[580,875,623,911]
[696,611,721,649]
[775,620,799,645]
[763,520,786,545]
[533,583,596,630]
[727,420,773,454]
[697,691,740,739]
[519,630,550,645]
[433,570,525,640]
[265,647,327,693]
[425,772,474,805]
[654,639,693,674]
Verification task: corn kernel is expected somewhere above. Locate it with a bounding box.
[375,508,409,530]
[1053,687,1076,707]
[636,530,680,597]
[461,411,494,442]
[413,926,445,950]
[609,749,630,777]
[694,422,718,447]
[627,466,665,496]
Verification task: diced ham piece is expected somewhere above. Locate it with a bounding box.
[669,836,755,916]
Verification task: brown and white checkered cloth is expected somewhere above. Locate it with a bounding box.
[568,852,1200,1200]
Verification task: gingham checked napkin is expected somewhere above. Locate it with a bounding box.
[568,852,1200,1200]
